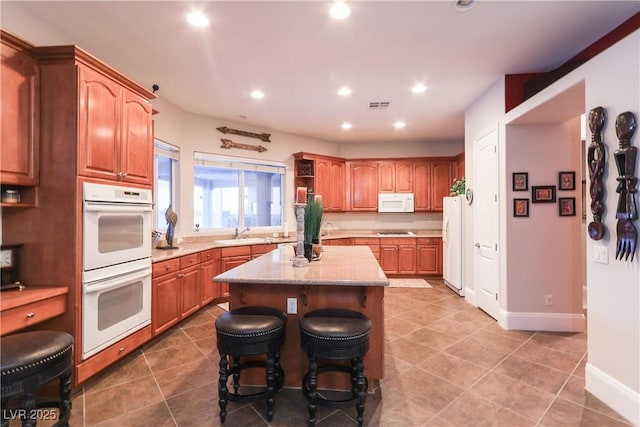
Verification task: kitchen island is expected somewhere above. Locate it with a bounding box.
[213,245,388,390]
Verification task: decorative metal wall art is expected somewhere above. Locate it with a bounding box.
[220,138,267,153]
[614,111,638,262]
[587,106,607,240]
[216,126,271,142]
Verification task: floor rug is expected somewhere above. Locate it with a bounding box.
[216,302,229,311]
[388,278,433,288]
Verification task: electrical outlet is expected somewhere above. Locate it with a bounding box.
[545,294,553,306]
[594,245,609,264]
[287,297,297,314]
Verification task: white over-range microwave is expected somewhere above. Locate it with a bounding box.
[377,193,415,213]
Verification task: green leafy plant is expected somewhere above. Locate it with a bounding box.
[450,177,465,196]
[304,197,323,244]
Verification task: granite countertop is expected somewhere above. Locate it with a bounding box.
[152,229,442,262]
[213,245,388,287]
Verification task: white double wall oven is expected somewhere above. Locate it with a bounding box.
[82,182,153,359]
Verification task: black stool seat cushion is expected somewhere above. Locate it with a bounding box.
[216,306,287,355]
[300,308,371,355]
[1,331,74,384]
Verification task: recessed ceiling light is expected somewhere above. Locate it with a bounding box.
[411,83,427,93]
[393,121,406,129]
[250,90,265,99]
[341,122,352,130]
[337,87,352,96]
[187,11,209,27]
[453,0,477,12]
[330,1,351,20]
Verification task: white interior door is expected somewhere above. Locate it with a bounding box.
[474,126,500,319]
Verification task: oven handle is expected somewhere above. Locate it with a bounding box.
[85,202,153,213]
[83,267,151,294]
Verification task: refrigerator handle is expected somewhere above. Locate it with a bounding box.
[443,218,449,245]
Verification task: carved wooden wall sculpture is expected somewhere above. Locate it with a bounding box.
[587,106,607,240]
[614,111,638,261]
[220,138,267,153]
[217,126,271,142]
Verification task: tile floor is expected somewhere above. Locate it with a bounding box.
[43,280,632,426]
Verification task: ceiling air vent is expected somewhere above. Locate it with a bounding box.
[369,101,390,110]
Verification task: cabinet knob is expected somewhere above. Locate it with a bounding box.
[118,347,125,353]
[26,312,35,319]
[121,172,128,177]
[165,265,171,270]
[177,273,185,278]
[474,243,480,248]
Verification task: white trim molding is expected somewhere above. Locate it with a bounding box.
[586,362,639,425]
[464,286,476,306]
[499,310,585,332]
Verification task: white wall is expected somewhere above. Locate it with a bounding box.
[504,121,584,324]
[466,31,640,423]
[463,77,506,300]
[580,31,640,424]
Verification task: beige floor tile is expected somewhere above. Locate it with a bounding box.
[153,357,217,399]
[539,397,631,426]
[444,330,522,369]
[84,375,165,426]
[383,316,422,341]
[438,391,536,427]
[416,351,488,389]
[405,326,462,351]
[83,350,152,393]
[181,322,217,341]
[386,336,439,365]
[493,355,570,394]
[511,341,583,374]
[93,401,176,427]
[529,332,588,358]
[469,371,555,421]
[143,328,193,354]
[383,367,465,413]
[424,317,478,339]
[144,341,207,372]
[558,375,630,422]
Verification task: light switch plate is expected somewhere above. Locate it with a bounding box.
[287,298,297,314]
[594,245,609,264]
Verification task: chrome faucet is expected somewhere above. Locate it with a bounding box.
[234,226,250,239]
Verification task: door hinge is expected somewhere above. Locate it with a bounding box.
[495,293,498,301]
[495,243,498,251]
[494,194,497,202]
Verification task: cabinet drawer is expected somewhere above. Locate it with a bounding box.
[180,252,202,269]
[417,237,441,245]
[221,245,251,257]
[201,249,215,262]
[353,238,380,245]
[251,243,277,257]
[152,258,181,278]
[1,294,66,335]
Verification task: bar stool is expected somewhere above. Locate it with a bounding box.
[1,330,74,427]
[299,308,371,427]
[215,306,287,423]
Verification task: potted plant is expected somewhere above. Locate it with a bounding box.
[304,196,323,261]
[450,177,465,196]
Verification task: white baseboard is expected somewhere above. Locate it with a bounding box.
[464,286,476,306]
[500,310,586,332]
[586,362,639,425]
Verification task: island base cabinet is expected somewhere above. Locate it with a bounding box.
[228,283,384,390]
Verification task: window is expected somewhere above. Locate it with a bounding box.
[154,140,179,231]
[193,153,284,231]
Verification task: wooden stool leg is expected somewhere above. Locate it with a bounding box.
[21,393,36,427]
[231,356,241,395]
[218,354,229,423]
[307,356,318,426]
[274,349,284,390]
[56,369,72,427]
[265,353,275,421]
[355,357,366,427]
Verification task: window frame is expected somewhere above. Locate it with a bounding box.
[193,152,286,233]
[153,139,180,231]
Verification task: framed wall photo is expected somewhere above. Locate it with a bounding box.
[559,197,576,216]
[558,171,576,191]
[532,185,556,203]
[512,172,528,191]
[513,198,529,217]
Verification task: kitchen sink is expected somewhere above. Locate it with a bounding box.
[214,238,274,246]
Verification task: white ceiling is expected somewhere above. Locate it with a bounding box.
[4,1,640,144]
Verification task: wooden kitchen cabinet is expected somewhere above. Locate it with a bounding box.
[220,245,252,297]
[78,65,153,185]
[416,237,442,275]
[152,258,182,335]
[378,161,413,193]
[1,31,40,189]
[413,160,454,212]
[294,153,345,211]
[201,249,221,305]
[349,161,378,211]
[379,238,416,275]
[353,237,380,261]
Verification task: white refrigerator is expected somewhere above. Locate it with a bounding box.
[442,195,464,296]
